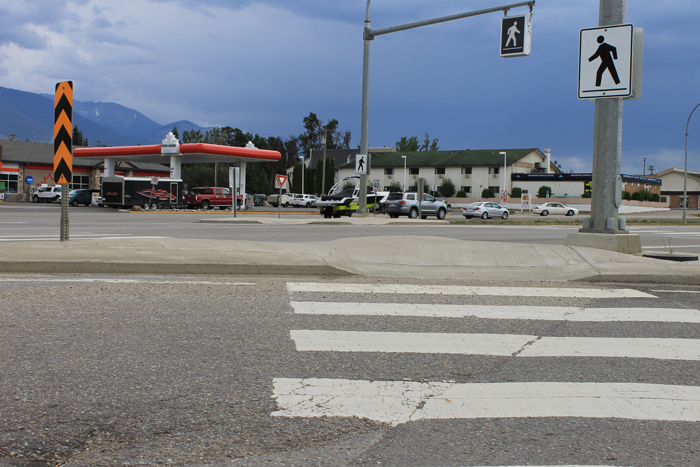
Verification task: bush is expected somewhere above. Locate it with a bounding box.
[631,191,642,201]
[482,188,495,198]
[581,191,591,198]
[439,177,456,197]
[387,181,402,193]
[510,187,522,198]
[650,193,660,202]
[537,186,552,198]
[622,190,632,200]
[456,190,467,198]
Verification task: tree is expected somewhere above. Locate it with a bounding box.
[511,187,522,198]
[171,126,180,141]
[395,132,439,151]
[182,129,203,143]
[537,186,552,198]
[482,188,495,198]
[439,177,456,197]
[395,136,420,152]
[315,156,335,195]
[72,125,86,147]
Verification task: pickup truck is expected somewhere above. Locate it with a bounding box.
[32,186,62,203]
[183,187,242,210]
[268,192,297,208]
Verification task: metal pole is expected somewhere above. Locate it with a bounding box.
[683,102,700,224]
[359,0,534,213]
[581,0,626,234]
[500,151,507,202]
[321,130,328,196]
[359,2,372,213]
[60,183,69,240]
[402,155,407,191]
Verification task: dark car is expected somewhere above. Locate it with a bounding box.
[68,189,99,207]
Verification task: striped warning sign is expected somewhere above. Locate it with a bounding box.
[54,81,73,185]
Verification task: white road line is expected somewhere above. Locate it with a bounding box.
[652,290,700,294]
[287,283,655,299]
[290,302,700,322]
[0,278,254,285]
[290,330,700,361]
[272,378,700,425]
[643,245,700,249]
[0,235,170,242]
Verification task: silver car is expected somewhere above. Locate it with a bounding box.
[386,192,448,219]
[462,201,509,219]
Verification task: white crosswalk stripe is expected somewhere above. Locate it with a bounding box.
[291,301,700,322]
[287,282,655,298]
[272,378,700,426]
[290,330,700,361]
[276,282,699,430]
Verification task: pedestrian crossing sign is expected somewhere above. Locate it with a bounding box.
[500,13,532,57]
[578,24,633,99]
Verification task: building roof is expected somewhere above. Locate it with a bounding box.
[336,148,544,169]
[0,140,170,172]
[652,167,700,179]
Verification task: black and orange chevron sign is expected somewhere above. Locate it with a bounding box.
[54,81,73,185]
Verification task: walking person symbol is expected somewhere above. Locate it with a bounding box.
[357,156,365,172]
[588,35,620,86]
[505,21,520,48]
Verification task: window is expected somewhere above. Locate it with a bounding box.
[409,167,419,175]
[461,167,472,174]
[71,174,90,190]
[489,167,500,174]
[384,168,394,175]
[406,194,416,201]
[435,167,446,175]
[460,186,472,194]
[0,173,18,193]
[660,196,667,203]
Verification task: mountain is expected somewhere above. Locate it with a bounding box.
[0,86,211,146]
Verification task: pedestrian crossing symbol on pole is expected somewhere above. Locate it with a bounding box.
[500,13,532,57]
[355,154,367,175]
[578,24,633,99]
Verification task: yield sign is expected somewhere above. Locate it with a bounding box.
[276,174,288,189]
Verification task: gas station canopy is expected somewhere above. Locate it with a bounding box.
[74,142,281,164]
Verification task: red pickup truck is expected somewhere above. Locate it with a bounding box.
[184,187,243,210]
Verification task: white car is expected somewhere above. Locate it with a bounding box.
[32,186,62,203]
[292,194,318,208]
[462,202,509,219]
[533,202,579,216]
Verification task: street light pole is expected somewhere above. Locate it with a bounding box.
[683,102,700,224]
[500,151,507,202]
[402,155,407,191]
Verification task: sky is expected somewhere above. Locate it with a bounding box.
[1,0,700,175]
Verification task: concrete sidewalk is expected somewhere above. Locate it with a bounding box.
[1,236,698,284]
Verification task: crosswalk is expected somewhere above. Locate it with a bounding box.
[274,282,700,433]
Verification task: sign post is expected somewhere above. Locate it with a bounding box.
[230,167,240,218]
[148,177,159,210]
[54,81,73,241]
[275,174,288,219]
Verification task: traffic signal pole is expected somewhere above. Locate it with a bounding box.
[358,0,535,212]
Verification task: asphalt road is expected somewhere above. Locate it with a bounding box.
[1,203,700,255]
[0,274,698,466]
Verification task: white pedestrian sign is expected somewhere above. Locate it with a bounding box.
[500,14,532,57]
[578,24,633,99]
[355,154,367,175]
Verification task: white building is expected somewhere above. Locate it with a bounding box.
[336,148,556,197]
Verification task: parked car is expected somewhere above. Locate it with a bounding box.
[533,202,579,216]
[462,202,509,219]
[293,194,319,208]
[435,197,452,212]
[386,192,448,219]
[68,189,100,206]
[268,192,297,207]
[32,186,62,203]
